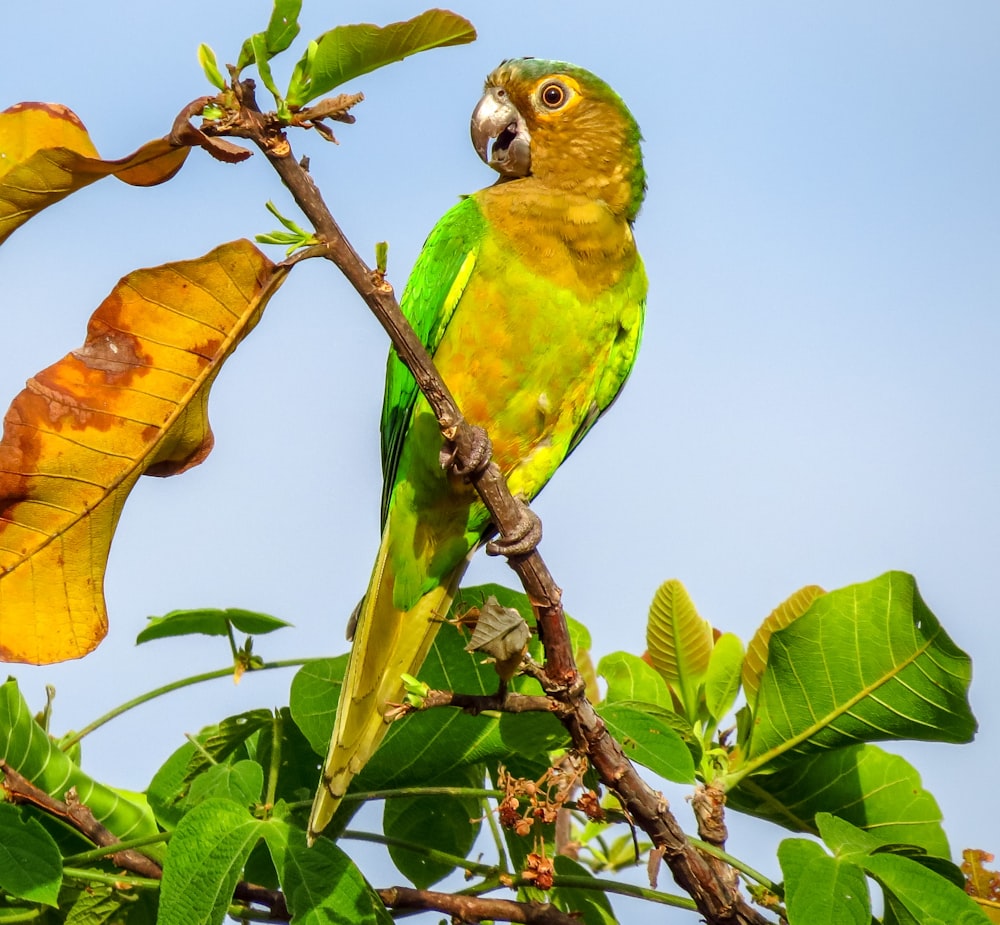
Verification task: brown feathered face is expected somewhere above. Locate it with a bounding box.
[469,58,646,219]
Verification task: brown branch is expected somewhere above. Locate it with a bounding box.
[420,688,565,716]
[0,760,290,921]
[1,760,163,879]
[379,886,580,925]
[189,82,770,925]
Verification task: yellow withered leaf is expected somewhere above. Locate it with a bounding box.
[0,101,189,244]
[0,240,289,664]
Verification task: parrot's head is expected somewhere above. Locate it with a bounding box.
[471,57,645,220]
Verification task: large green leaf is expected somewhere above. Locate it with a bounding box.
[596,701,696,783]
[264,814,392,925]
[778,838,871,925]
[866,852,989,924]
[742,572,975,773]
[727,743,949,856]
[286,10,476,108]
[0,680,157,842]
[0,803,62,905]
[158,799,263,925]
[382,765,482,888]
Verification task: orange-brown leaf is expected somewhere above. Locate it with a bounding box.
[0,102,189,244]
[964,849,1000,923]
[741,584,826,706]
[0,240,288,664]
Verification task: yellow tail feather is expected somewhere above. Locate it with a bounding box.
[307,534,470,842]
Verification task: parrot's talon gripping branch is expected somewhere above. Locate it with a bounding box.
[486,499,542,558]
[439,423,492,478]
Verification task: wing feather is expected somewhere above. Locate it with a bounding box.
[380,197,486,524]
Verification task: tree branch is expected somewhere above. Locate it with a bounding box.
[187,84,770,925]
[379,887,581,924]
[0,760,291,921]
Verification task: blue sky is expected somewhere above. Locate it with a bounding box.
[3,2,999,920]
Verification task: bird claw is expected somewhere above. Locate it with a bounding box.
[440,425,493,479]
[486,499,542,558]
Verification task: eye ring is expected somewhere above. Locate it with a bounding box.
[539,80,568,109]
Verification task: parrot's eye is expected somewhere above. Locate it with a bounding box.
[539,80,568,110]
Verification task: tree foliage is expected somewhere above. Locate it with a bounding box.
[0,5,992,924]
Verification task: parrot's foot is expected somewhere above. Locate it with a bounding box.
[440,424,492,479]
[486,499,542,558]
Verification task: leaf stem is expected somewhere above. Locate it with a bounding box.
[0,909,44,923]
[342,830,696,910]
[688,836,779,892]
[483,790,510,874]
[60,658,317,750]
[62,867,161,890]
[62,831,171,866]
[264,710,283,811]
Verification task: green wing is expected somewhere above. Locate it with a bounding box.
[380,196,486,525]
[565,253,648,458]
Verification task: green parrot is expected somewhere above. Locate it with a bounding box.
[308,57,647,841]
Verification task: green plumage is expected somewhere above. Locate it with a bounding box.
[309,57,648,841]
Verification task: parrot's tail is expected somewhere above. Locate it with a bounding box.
[307,533,470,843]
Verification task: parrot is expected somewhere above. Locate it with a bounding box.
[308,57,647,842]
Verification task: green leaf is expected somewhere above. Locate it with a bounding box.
[383,766,482,888]
[777,838,871,925]
[726,744,949,856]
[289,656,348,758]
[286,10,477,108]
[252,32,282,102]
[147,710,273,827]
[550,855,619,925]
[358,619,564,790]
[815,812,883,860]
[60,880,146,925]
[197,44,227,90]
[645,579,713,719]
[136,608,290,644]
[742,585,825,708]
[704,632,744,723]
[237,0,303,70]
[744,572,975,772]
[263,0,302,55]
[159,799,264,925]
[596,701,695,783]
[185,760,264,811]
[865,853,990,925]
[597,651,672,708]
[291,623,565,798]
[264,815,393,924]
[0,803,62,905]
[0,680,157,842]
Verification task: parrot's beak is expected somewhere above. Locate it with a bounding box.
[471,86,531,178]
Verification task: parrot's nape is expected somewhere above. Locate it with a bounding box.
[308,57,647,843]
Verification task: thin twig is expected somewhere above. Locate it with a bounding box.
[378,887,580,924]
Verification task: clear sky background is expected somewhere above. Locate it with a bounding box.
[2,2,998,921]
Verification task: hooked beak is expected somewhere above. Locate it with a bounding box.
[471,86,531,178]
